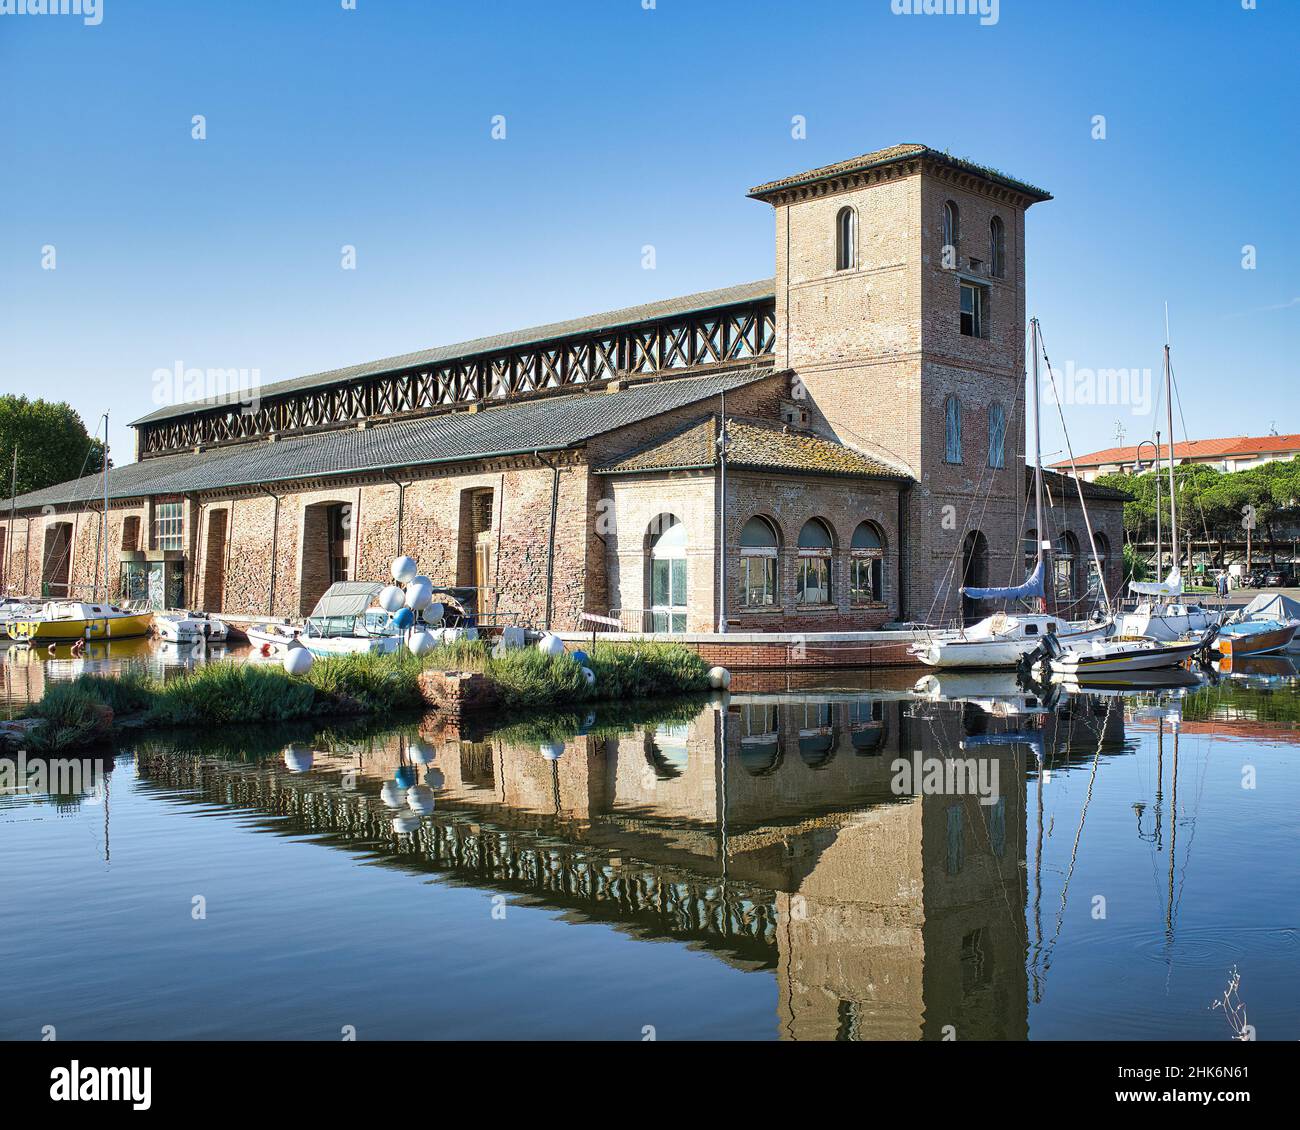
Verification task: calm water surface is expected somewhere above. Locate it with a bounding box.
[2,640,1297,1040]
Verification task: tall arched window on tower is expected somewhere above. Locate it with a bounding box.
[990,215,1006,279]
[835,206,857,270]
[945,396,963,464]
[942,200,959,267]
[796,519,834,605]
[987,402,1006,468]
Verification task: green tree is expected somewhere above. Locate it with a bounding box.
[0,396,106,499]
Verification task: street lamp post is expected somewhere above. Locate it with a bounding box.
[1135,434,1162,578]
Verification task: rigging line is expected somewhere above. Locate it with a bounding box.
[1041,695,1112,982]
[1167,357,1215,554]
[1036,324,1113,613]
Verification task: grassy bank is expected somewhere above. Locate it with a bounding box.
[21,640,711,751]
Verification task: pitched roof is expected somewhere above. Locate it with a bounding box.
[11,368,774,511]
[748,143,1051,203]
[131,279,777,427]
[1052,434,1300,470]
[1037,467,1131,503]
[597,416,912,481]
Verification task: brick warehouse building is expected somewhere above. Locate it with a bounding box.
[0,144,1125,633]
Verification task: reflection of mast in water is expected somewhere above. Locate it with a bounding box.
[1166,722,1179,943]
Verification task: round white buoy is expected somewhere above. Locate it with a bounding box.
[283,646,314,676]
[390,555,418,583]
[283,744,314,773]
[424,767,445,790]
[408,738,437,764]
[707,665,731,690]
[579,666,596,687]
[422,602,445,626]
[407,629,437,656]
[392,813,421,835]
[406,785,436,815]
[405,579,433,610]
[537,633,565,658]
[539,739,565,761]
[380,781,406,809]
[378,584,406,613]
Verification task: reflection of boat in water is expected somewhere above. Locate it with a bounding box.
[913,670,1049,716]
[8,601,154,643]
[1051,667,1204,694]
[1215,653,1298,681]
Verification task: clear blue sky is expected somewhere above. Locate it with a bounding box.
[1,0,1296,467]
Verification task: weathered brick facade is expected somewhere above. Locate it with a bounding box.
[0,144,1127,638]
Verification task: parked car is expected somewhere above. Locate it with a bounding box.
[1264,571,1287,587]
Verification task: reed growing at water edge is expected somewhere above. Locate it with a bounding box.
[19,640,712,750]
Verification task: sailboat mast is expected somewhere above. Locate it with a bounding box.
[4,443,16,594]
[1163,344,1178,573]
[101,414,110,602]
[1030,318,1045,568]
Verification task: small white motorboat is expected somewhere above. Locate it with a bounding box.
[246,622,304,653]
[1047,628,1216,678]
[153,610,229,644]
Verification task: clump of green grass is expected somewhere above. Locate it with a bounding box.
[24,681,115,751]
[144,662,317,725]
[303,649,425,712]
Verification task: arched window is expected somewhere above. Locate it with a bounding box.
[849,699,887,755]
[850,521,885,605]
[739,703,781,777]
[1054,531,1079,603]
[942,200,959,267]
[835,206,857,270]
[1088,533,1110,601]
[945,396,963,463]
[989,215,1006,278]
[987,402,1006,468]
[798,702,836,769]
[797,519,834,605]
[648,515,687,632]
[739,516,779,608]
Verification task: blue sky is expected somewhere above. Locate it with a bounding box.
[1,0,1296,466]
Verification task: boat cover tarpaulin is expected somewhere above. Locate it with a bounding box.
[962,560,1045,601]
[1129,567,1182,598]
[1241,591,1300,621]
[309,582,384,619]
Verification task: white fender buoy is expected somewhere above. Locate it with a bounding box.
[283,645,314,676]
[422,602,445,625]
[537,633,565,658]
[283,744,314,773]
[392,813,421,835]
[424,767,445,790]
[539,740,565,761]
[406,785,436,815]
[378,584,406,613]
[390,556,418,583]
[407,629,437,656]
[708,665,731,690]
[579,666,596,687]
[405,578,433,610]
[380,781,406,809]
[408,738,437,764]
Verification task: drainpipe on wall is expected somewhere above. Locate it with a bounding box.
[897,482,912,624]
[23,515,32,593]
[383,471,411,554]
[258,489,280,616]
[533,451,561,631]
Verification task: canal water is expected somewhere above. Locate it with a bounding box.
[1,641,1297,1040]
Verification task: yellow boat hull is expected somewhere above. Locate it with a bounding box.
[8,612,154,643]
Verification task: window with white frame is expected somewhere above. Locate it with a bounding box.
[850,521,885,605]
[960,281,985,338]
[796,518,834,605]
[154,502,183,551]
[739,516,778,607]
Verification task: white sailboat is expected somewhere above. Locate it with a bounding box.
[912,318,1115,670]
[1116,338,1222,642]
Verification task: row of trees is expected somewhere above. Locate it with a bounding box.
[0,395,106,500]
[1095,457,1300,569]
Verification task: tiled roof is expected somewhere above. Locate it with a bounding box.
[132,279,777,426]
[748,143,1051,202]
[597,416,912,481]
[12,368,774,511]
[1053,434,1300,469]
[1037,467,1131,503]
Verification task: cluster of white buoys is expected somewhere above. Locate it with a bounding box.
[534,632,597,695]
[384,733,447,833]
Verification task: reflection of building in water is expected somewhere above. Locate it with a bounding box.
[131,691,1128,1040]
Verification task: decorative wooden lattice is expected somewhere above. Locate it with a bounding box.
[141,298,777,456]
